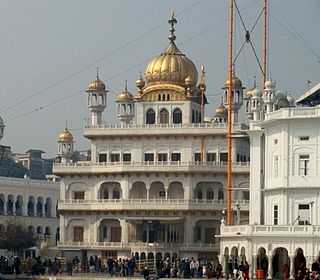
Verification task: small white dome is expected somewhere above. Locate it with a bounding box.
[265,78,276,89]
[287,92,295,106]
[252,86,262,98]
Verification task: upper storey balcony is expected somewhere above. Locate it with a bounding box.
[83,122,249,138]
[53,161,250,175]
[263,107,320,124]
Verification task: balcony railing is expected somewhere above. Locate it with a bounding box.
[220,224,320,237]
[58,198,249,211]
[84,122,249,131]
[264,107,320,122]
[57,241,219,251]
[55,161,249,168]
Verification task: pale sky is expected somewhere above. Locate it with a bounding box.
[0,0,319,158]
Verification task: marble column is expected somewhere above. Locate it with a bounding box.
[120,219,128,243]
[290,256,295,279]
[252,255,257,279]
[267,255,273,279]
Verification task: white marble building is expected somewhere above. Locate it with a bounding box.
[54,15,250,261]
[0,176,60,256]
[219,81,320,279]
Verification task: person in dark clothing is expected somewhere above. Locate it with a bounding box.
[142,266,150,280]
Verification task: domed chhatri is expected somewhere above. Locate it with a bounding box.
[88,68,106,91]
[215,103,227,117]
[224,76,243,88]
[58,128,73,142]
[144,11,198,89]
[117,81,134,102]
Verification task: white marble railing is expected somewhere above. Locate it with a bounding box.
[58,198,249,211]
[265,107,320,121]
[57,241,219,250]
[84,122,248,130]
[59,198,249,206]
[220,224,320,236]
[54,161,250,168]
[0,176,58,189]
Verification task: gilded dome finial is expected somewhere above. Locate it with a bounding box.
[168,10,177,42]
[96,67,99,79]
[125,80,128,91]
[253,75,257,87]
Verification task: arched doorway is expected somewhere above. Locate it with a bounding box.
[257,247,268,278]
[294,248,306,276]
[273,247,289,279]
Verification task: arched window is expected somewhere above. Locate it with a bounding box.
[159,109,169,124]
[37,198,43,217]
[146,109,155,124]
[173,108,182,124]
[28,197,35,216]
[207,188,214,200]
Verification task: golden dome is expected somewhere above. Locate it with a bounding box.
[145,42,198,88]
[224,76,243,88]
[88,75,106,91]
[136,74,145,89]
[215,104,227,117]
[246,87,255,98]
[117,89,133,102]
[58,128,73,142]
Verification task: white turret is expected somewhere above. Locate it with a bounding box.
[263,77,276,113]
[58,126,74,164]
[86,69,108,125]
[251,86,263,121]
[222,76,244,123]
[116,81,134,124]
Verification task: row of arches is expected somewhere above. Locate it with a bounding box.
[223,246,309,279]
[69,218,217,246]
[146,108,182,124]
[0,224,59,241]
[71,181,249,201]
[0,194,56,217]
[99,181,226,200]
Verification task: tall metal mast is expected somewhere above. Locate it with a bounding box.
[263,0,268,88]
[226,0,234,226]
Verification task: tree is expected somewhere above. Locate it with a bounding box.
[0,154,28,178]
[0,221,36,254]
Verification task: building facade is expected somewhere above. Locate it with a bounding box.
[219,81,320,279]
[54,15,250,261]
[0,176,60,256]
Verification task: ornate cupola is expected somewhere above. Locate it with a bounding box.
[251,85,263,121]
[214,98,228,124]
[141,11,199,102]
[222,75,244,123]
[244,77,257,120]
[116,80,134,124]
[263,76,276,113]
[86,68,108,125]
[58,124,74,164]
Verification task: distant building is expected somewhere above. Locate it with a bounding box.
[0,176,59,257]
[13,149,57,180]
